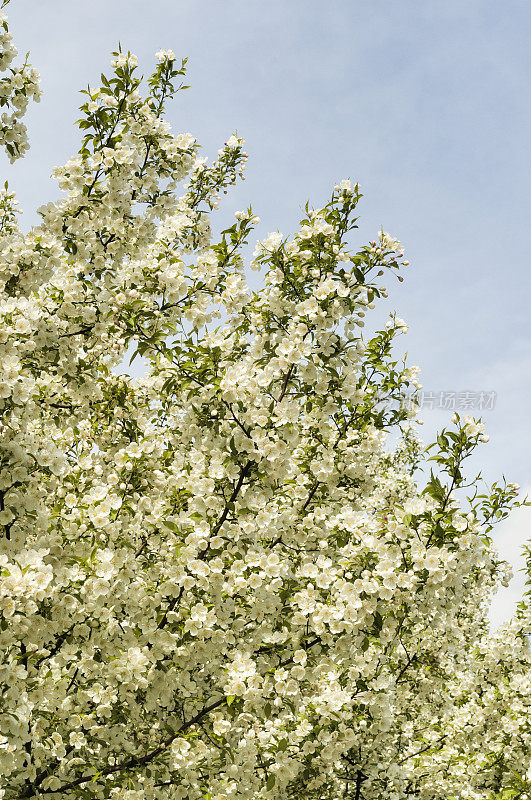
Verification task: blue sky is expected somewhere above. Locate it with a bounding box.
[6,0,531,623]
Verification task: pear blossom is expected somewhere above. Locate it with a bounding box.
[0,16,527,800]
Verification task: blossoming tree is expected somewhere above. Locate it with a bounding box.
[0,6,529,800]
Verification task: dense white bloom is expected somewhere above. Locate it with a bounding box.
[0,20,527,800]
[0,8,41,161]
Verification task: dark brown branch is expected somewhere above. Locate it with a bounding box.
[19,697,226,797]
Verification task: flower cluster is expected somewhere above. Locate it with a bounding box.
[0,34,528,800]
[0,2,41,161]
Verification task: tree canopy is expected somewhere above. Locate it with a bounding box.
[0,6,529,800]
